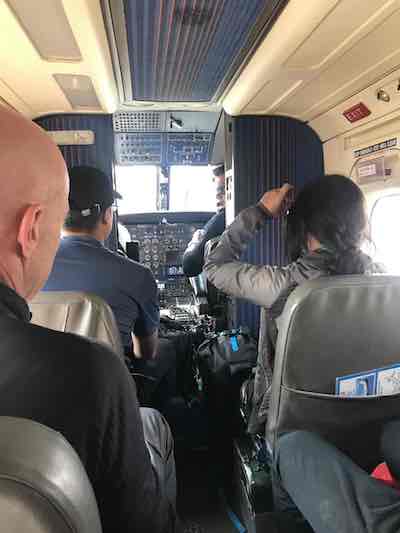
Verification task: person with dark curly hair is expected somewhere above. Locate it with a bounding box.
[205,175,382,434]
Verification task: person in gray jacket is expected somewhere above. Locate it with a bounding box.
[204,175,381,435]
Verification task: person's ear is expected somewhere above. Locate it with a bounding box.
[103,207,113,225]
[17,204,44,260]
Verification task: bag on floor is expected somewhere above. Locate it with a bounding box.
[196,328,257,435]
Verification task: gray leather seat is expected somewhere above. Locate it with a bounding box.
[0,417,102,532]
[266,275,400,471]
[30,291,123,359]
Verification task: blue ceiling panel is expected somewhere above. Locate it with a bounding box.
[122,0,282,101]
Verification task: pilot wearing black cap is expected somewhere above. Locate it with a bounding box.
[44,165,159,361]
[68,164,122,214]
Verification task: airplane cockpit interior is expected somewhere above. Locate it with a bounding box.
[2,0,400,531]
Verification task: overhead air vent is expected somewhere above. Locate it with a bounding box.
[5,0,81,62]
[103,0,288,103]
[53,75,101,109]
[113,111,163,132]
[173,4,212,26]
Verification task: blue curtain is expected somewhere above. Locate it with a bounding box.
[231,115,324,336]
[35,114,117,249]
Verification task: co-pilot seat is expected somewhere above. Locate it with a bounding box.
[0,416,102,533]
[189,237,226,322]
[30,291,123,359]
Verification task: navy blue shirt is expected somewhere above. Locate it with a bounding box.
[44,236,159,350]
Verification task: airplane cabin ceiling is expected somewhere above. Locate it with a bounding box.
[104,0,287,104]
[1,0,399,139]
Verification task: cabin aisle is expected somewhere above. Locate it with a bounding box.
[176,447,236,533]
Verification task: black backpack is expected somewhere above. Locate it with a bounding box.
[196,328,257,484]
[196,328,257,434]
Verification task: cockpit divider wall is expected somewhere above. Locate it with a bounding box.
[35,113,117,250]
[228,115,324,336]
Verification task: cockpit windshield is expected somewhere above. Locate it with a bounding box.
[115,165,216,214]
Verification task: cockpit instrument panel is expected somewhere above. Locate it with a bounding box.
[126,223,198,280]
[113,111,218,166]
[166,133,212,165]
[121,212,213,306]
[115,133,163,165]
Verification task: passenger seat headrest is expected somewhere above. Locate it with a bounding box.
[30,291,124,359]
[274,275,400,394]
[0,417,102,532]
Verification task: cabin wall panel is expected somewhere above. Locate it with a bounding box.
[323,116,400,214]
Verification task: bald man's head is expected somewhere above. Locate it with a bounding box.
[0,106,69,300]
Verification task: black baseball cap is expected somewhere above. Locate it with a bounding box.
[68,165,121,215]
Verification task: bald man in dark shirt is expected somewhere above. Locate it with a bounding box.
[0,106,177,533]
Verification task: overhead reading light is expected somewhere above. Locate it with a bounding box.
[6,0,81,62]
[170,116,183,129]
[53,74,101,109]
[377,89,391,103]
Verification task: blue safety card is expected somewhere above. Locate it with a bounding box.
[336,363,400,397]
